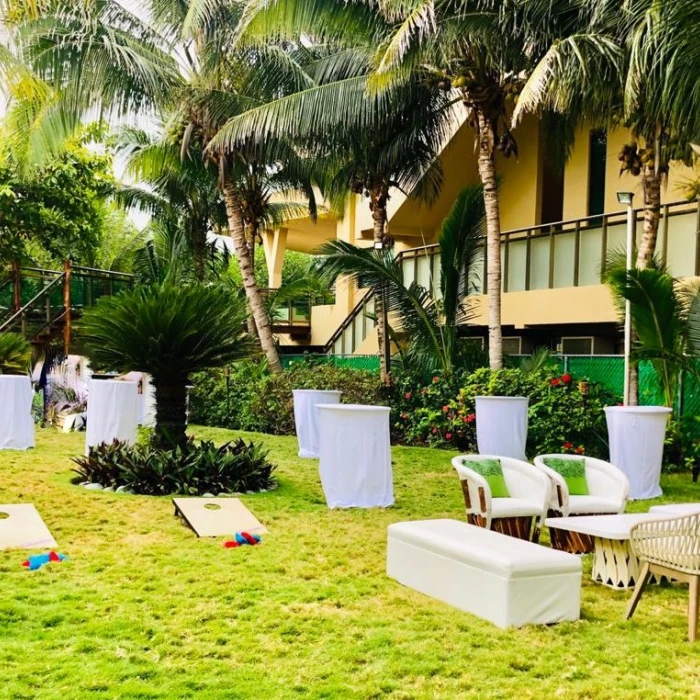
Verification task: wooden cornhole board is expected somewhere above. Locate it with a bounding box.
[0,504,57,550]
[172,498,267,537]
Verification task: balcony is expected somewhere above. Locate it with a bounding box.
[261,289,313,337]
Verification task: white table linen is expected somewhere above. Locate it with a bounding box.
[605,406,672,499]
[0,375,35,450]
[475,396,529,461]
[317,404,393,508]
[293,389,342,458]
[86,379,139,454]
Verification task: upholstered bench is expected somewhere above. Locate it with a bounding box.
[387,519,582,628]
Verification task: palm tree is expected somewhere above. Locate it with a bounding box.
[80,282,254,449]
[605,259,700,408]
[317,184,485,374]
[515,0,700,270]
[115,126,227,279]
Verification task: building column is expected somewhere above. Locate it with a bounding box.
[262,228,288,288]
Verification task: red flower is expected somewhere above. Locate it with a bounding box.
[404,392,412,400]
[561,373,572,385]
[445,433,453,440]
[432,427,438,435]
[442,405,449,413]
[466,413,476,423]
[551,378,561,387]
[575,446,585,455]
[432,376,440,383]
[563,441,573,450]
[400,412,408,420]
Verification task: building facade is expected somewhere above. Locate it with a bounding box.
[263,114,700,357]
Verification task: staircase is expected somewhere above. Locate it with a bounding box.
[0,261,134,352]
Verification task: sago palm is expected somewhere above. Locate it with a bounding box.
[80,283,254,448]
[0,332,32,374]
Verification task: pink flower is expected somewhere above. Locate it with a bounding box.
[445,433,453,440]
[404,392,412,400]
[432,376,439,383]
[466,413,476,423]
[432,427,438,435]
[400,412,408,420]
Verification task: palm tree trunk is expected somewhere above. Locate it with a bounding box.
[636,162,662,269]
[153,380,188,449]
[371,195,390,385]
[222,183,282,374]
[475,112,503,370]
[246,223,261,341]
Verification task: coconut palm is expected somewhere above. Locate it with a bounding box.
[80,283,254,449]
[514,0,700,270]
[317,184,485,374]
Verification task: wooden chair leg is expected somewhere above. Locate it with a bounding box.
[626,562,651,620]
[689,575,699,642]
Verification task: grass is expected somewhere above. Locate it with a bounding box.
[1,427,699,699]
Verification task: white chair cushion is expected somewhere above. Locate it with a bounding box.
[567,496,621,515]
[388,519,581,578]
[491,498,543,519]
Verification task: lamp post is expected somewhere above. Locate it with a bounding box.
[373,237,392,384]
[617,191,635,406]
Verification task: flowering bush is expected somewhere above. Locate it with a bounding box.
[390,367,619,457]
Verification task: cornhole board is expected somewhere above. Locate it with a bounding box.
[172,498,267,537]
[0,504,57,550]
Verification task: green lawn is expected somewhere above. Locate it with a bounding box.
[1,427,699,699]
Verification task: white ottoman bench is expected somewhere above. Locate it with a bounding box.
[387,519,582,628]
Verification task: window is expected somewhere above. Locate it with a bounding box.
[502,337,523,355]
[560,337,594,355]
[587,129,607,220]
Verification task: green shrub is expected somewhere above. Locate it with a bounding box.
[72,437,276,496]
[189,357,385,435]
[391,367,619,458]
[0,333,32,374]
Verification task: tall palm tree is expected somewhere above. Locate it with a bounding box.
[115,126,227,279]
[514,0,700,270]
[371,0,584,370]
[317,184,485,374]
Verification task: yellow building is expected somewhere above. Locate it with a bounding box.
[264,114,700,357]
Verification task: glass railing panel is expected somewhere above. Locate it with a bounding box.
[353,309,365,346]
[605,222,627,256]
[507,238,528,292]
[578,225,604,286]
[333,338,342,355]
[529,236,550,290]
[291,299,310,323]
[467,250,484,294]
[416,254,432,290]
[402,256,416,288]
[552,231,576,288]
[431,252,442,298]
[665,211,697,278]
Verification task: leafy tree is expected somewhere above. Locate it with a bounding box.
[0,141,116,266]
[317,185,485,374]
[80,283,255,449]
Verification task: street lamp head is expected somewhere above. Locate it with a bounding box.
[617,191,634,205]
[373,240,384,251]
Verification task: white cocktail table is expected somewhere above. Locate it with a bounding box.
[292,389,341,458]
[0,375,35,450]
[85,379,139,454]
[545,513,668,589]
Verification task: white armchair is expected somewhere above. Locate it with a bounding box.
[534,454,630,552]
[452,455,551,541]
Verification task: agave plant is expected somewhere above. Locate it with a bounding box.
[0,332,32,375]
[79,283,255,448]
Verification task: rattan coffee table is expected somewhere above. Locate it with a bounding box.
[545,513,666,589]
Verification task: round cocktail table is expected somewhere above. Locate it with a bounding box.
[545,513,670,589]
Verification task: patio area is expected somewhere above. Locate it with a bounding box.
[1,427,698,699]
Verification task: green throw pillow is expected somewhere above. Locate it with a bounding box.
[469,458,510,498]
[543,457,589,496]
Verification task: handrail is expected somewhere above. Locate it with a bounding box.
[0,273,65,333]
[323,289,374,352]
[72,265,134,279]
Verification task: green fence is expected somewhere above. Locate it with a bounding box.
[281,354,381,371]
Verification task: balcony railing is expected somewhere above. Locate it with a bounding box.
[260,288,313,335]
[324,198,700,356]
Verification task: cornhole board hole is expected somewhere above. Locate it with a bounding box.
[172,498,267,537]
[0,505,57,550]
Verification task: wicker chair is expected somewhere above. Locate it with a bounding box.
[452,455,551,541]
[533,454,630,553]
[626,513,700,642]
